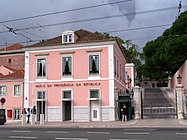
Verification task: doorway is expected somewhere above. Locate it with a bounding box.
[90,100,100,121]
[37,101,46,121]
[63,101,71,121]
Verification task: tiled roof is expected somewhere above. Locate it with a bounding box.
[0,70,24,79]
[0,65,24,80]
[27,29,115,48]
[0,43,23,51]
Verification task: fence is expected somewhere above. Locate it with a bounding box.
[143,107,176,115]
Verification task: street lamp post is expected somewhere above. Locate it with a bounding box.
[40,61,45,125]
[176,75,184,119]
[31,64,35,125]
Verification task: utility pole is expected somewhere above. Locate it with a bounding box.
[40,60,45,125]
[178,1,182,18]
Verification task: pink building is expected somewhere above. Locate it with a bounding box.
[23,29,128,122]
[125,63,135,90]
[0,66,24,121]
[169,60,187,92]
[0,44,24,70]
[0,44,24,121]
[168,60,187,114]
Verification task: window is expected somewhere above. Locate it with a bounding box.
[63,34,73,43]
[37,58,46,77]
[89,55,99,74]
[62,30,75,44]
[8,59,11,63]
[63,90,71,99]
[116,60,119,77]
[125,71,128,79]
[13,85,21,96]
[114,56,117,76]
[93,110,97,118]
[13,109,20,120]
[62,57,72,76]
[90,90,99,98]
[120,64,122,80]
[37,91,46,99]
[0,85,6,96]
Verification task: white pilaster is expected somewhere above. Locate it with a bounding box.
[176,84,184,119]
[133,86,141,120]
[24,52,30,108]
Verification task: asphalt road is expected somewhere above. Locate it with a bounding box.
[0,127,187,140]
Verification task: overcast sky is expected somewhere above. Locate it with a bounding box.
[0,0,186,50]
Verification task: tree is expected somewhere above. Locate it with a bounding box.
[95,32,143,79]
[123,40,143,79]
[143,11,187,80]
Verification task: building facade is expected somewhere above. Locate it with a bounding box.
[0,66,24,121]
[23,29,128,122]
[168,60,187,115]
[0,44,24,121]
[0,43,24,70]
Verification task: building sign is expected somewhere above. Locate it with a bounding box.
[35,82,101,88]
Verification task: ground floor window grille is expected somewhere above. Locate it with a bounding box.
[63,90,71,99]
[90,90,99,99]
[93,110,97,118]
[37,91,46,99]
[13,109,20,120]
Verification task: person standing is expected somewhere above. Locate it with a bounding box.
[121,105,127,121]
[26,108,30,123]
[31,106,37,124]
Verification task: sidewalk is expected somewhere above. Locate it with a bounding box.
[3,119,187,128]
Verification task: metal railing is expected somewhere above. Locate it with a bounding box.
[143,107,176,115]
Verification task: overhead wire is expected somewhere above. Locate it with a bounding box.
[0,0,132,24]
[0,1,186,47]
[0,23,178,47]
[0,0,132,44]
[0,5,186,34]
[106,24,172,33]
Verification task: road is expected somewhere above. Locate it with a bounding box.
[0,127,187,140]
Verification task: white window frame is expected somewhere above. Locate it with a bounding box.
[37,91,46,101]
[89,89,100,100]
[13,108,21,120]
[88,53,100,75]
[13,84,21,96]
[62,31,75,44]
[0,85,7,96]
[62,90,72,101]
[62,55,73,77]
[63,34,73,43]
[36,58,47,78]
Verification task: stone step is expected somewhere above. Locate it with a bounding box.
[143,88,174,108]
[142,88,176,119]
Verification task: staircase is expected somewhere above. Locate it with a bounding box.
[143,87,176,119]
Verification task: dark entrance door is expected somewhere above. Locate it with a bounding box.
[37,101,45,121]
[118,95,133,121]
[63,101,71,121]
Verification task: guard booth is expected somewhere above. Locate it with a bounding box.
[117,93,134,121]
[0,109,6,125]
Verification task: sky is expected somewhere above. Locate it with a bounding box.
[0,0,187,51]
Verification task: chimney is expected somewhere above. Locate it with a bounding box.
[4,42,7,51]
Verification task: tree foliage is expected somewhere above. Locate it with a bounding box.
[95,32,143,78]
[123,40,143,79]
[143,11,187,80]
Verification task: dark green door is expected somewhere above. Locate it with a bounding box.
[64,101,71,121]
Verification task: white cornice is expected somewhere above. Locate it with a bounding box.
[22,41,116,52]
